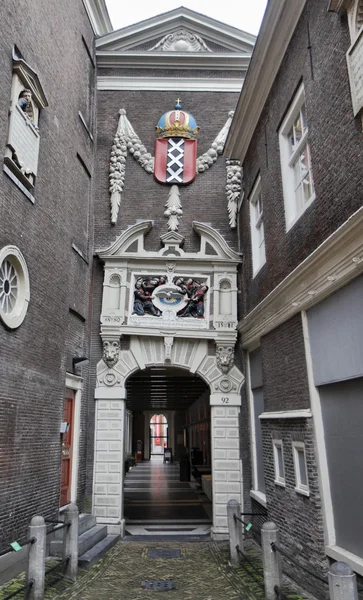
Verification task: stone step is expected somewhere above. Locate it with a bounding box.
[51,513,96,541]
[78,534,120,570]
[50,524,108,557]
[78,513,97,536]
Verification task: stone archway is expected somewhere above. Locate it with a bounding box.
[93,335,244,537]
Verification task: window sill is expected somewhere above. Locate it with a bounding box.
[326,544,363,577]
[3,162,35,204]
[285,193,316,232]
[252,260,266,279]
[250,489,267,507]
[294,486,310,497]
[274,480,286,488]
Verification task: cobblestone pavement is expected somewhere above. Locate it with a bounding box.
[0,539,311,600]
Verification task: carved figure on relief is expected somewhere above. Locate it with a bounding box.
[174,277,208,319]
[132,277,165,316]
[18,89,34,121]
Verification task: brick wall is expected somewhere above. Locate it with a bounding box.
[261,314,310,412]
[94,89,240,253]
[261,418,328,599]
[239,0,362,315]
[0,0,96,543]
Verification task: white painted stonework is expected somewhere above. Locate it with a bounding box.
[211,403,242,537]
[93,396,126,536]
[93,220,245,536]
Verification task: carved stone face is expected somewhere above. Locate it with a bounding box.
[103,340,120,367]
[216,346,234,374]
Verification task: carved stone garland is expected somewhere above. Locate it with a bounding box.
[108,109,236,225]
[226,160,243,229]
[164,185,183,231]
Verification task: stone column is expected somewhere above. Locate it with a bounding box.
[93,387,126,536]
[27,516,46,600]
[329,562,358,600]
[210,395,242,539]
[261,522,282,600]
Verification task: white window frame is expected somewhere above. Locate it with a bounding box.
[249,175,266,276]
[272,439,285,487]
[279,85,315,230]
[246,352,267,507]
[0,245,30,329]
[292,441,310,496]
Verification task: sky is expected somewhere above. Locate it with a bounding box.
[105,0,268,36]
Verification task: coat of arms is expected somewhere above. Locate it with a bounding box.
[154,100,199,185]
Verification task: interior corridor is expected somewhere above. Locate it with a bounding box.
[124,458,212,537]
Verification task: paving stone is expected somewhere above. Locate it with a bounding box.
[0,540,315,600]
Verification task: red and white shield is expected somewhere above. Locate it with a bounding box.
[154,138,197,185]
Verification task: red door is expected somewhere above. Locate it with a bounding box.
[60,388,74,506]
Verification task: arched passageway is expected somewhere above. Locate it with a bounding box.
[123,367,213,536]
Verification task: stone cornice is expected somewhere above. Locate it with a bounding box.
[117,325,237,342]
[239,207,363,348]
[82,0,112,36]
[97,76,243,93]
[96,220,242,264]
[96,51,251,70]
[224,0,307,163]
[96,7,255,53]
[193,222,242,263]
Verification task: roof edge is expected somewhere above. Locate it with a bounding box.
[96,6,255,50]
[224,0,307,162]
[82,0,113,36]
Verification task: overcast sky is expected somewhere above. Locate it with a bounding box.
[105,0,268,36]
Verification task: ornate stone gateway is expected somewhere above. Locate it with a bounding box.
[93,220,244,537]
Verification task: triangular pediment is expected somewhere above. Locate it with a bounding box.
[96,7,255,54]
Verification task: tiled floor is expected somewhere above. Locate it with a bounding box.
[124,459,212,536]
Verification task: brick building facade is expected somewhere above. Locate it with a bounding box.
[226,0,363,595]
[0,0,111,581]
[1,0,363,594]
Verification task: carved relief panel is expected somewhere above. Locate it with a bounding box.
[128,272,211,330]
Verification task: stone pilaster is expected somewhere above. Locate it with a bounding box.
[210,402,242,538]
[93,394,126,536]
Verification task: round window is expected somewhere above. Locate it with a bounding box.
[0,246,30,329]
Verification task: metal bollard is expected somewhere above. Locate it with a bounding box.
[27,516,46,600]
[261,521,282,600]
[227,499,244,565]
[329,561,358,600]
[63,502,79,581]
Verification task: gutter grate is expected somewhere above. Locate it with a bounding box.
[143,580,174,590]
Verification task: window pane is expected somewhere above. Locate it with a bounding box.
[293,113,303,147]
[277,446,284,478]
[300,105,307,133]
[297,449,307,486]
